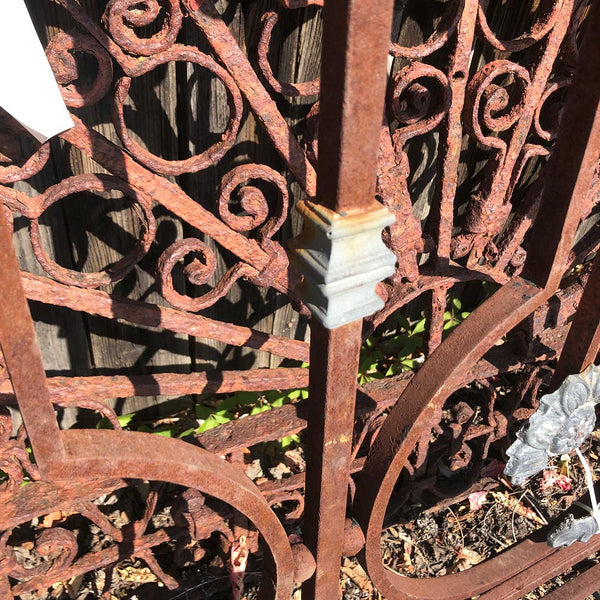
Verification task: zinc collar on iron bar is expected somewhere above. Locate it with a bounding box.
[289,199,396,329]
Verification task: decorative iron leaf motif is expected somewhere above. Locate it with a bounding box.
[505,364,600,548]
[505,364,600,485]
[547,514,599,548]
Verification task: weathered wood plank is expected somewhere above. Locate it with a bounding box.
[23,0,191,415]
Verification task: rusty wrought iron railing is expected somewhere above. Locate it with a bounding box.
[0,0,599,599]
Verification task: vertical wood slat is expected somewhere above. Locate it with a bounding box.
[13,179,92,428]
[12,1,93,427]
[179,0,273,374]
[267,3,321,367]
[0,206,65,473]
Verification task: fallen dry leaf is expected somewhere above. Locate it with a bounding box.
[491,491,546,525]
[283,448,305,473]
[397,547,414,573]
[269,462,292,480]
[229,534,250,600]
[455,547,484,572]
[468,491,488,511]
[117,565,160,585]
[41,511,70,528]
[540,470,572,491]
[245,459,263,480]
[341,558,374,594]
[457,547,483,565]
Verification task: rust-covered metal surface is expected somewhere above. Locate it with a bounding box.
[0,0,600,599]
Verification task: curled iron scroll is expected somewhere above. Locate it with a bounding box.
[0,138,49,185]
[476,0,564,51]
[258,12,320,97]
[157,237,257,312]
[389,62,452,150]
[28,174,157,289]
[2,527,79,586]
[217,163,289,243]
[464,60,531,153]
[102,0,183,56]
[113,45,244,176]
[534,78,571,142]
[390,0,463,59]
[46,30,114,107]
[156,163,289,311]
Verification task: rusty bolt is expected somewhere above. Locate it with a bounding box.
[342,517,365,557]
[291,542,316,583]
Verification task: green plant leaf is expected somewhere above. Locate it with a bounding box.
[412,318,426,334]
[215,397,239,412]
[221,392,260,410]
[97,412,135,430]
[197,415,222,433]
[153,426,174,437]
[400,358,416,370]
[383,333,410,350]
[271,396,286,408]
[195,405,215,420]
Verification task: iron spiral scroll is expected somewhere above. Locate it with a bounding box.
[0,0,598,598]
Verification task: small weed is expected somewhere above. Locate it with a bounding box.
[97,364,309,450]
[357,294,470,382]
[96,295,471,447]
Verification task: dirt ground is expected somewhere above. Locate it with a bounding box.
[11,383,600,600]
[16,431,600,600]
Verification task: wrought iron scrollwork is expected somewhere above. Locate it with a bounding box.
[0,0,598,598]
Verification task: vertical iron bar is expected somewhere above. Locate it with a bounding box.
[302,1,394,598]
[315,0,395,214]
[522,0,600,290]
[0,207,65,474]
[550,250,600,388]
[302,321,363,599]
[425,0,478,356]
[430,0,478,265]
